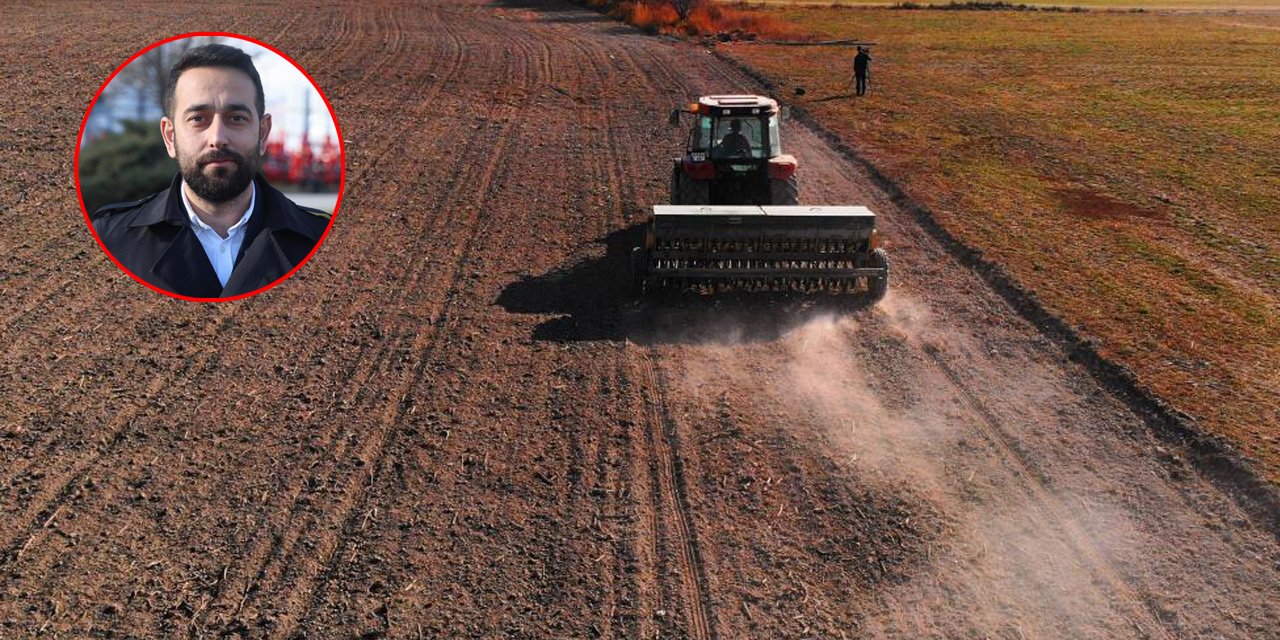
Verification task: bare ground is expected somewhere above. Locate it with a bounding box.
[0,1,1277,638]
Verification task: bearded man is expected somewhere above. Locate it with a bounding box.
[93,43,330,299]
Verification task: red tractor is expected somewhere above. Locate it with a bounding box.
[631,94,889,299]
[669,95,798,206]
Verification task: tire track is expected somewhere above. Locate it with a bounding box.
[542,27,670,636]
[282,100,525,639]
[609,358,645,639]
[0,5,460,632]
[529,24,648,637]
[921,346,1176,640]
[0,306,243,564]
[262,34,546,637]
[610,34,726,640]
[555,24,725,638]
[184,12,474,632]
[0,2,435,529]
[492,24,632,636]
[587,356,636,640]
[0,9,359,488]
[631,348,717,640]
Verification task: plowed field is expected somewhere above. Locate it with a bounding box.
[1,1,1277,638]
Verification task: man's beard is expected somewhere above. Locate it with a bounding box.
[178,144,260,204]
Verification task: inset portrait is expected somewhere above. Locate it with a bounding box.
[77,33,344,301]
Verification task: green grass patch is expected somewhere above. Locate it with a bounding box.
[722,7,1280,479]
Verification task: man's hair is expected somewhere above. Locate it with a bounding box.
[163,43,265,119]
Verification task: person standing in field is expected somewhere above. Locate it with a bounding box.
[854,46,871,97]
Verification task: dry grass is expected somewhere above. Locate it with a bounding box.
[746,0,1280,7]
[595,0,805,38]
[722,9,1280,480]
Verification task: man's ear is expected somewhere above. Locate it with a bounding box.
[258,113,272,155]
[160,117,177,159]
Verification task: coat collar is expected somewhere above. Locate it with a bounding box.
[130,173,315,298]
[129,173,324,242]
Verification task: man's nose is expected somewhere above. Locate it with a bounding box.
[206,115,231,148]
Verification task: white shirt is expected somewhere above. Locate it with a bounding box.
[180,182,256,287]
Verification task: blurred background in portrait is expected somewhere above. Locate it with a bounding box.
[79,35,341,215]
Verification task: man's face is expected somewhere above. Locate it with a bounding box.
[161,66,271,203]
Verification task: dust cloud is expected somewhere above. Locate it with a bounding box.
[675,290,1144,637]
[777,295,960,494]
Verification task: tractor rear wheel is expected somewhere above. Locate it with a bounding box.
[867,248,889,302]
[771,176,799,206]
[675,172,710,205]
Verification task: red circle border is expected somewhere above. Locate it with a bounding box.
[75,31,346,303]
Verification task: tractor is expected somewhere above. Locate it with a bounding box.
[632,95,889,300]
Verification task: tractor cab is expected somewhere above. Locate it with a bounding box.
[670,95,797,206]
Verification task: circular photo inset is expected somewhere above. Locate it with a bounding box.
[77,32,344,302]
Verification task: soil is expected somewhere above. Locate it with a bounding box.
[1,1,1277,638]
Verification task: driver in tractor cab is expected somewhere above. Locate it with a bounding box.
[717,119,752,158]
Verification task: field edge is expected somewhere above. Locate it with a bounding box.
[708,45,1280,540]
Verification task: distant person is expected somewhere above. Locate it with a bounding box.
[718,119,752,157]
[854,46,871,97]
[92,44,330,299]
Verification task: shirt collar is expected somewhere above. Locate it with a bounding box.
[180,180,256,236]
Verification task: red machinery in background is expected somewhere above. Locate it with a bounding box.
[263,131,341,191]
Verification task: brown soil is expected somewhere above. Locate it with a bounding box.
[1055,187,1169,223]
[1,1,1277,638]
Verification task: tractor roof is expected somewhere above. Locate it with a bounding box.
[695,95,779,115]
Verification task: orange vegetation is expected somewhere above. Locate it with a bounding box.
[595,1,804,40]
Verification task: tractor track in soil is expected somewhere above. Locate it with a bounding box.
[632,349,717,640]
[2,1,1278,638]
[920,345,1175,640]
[281,51,540,640]
[185,13,473,634]
[0,6,294,543]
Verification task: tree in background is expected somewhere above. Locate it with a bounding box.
[79,119,174,215]
[670,0,704,21]
[86,37,218,139]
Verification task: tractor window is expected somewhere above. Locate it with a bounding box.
[711,116,761,159]
[691,116,713,151]
[768,114,782,156]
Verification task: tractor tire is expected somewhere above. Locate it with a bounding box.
[669,163,681,204]
[867,248,889,303]
[770,176,799,206]
[674,171,710,205]
[630,247,648,296]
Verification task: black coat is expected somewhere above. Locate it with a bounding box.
[92,174,331,299]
